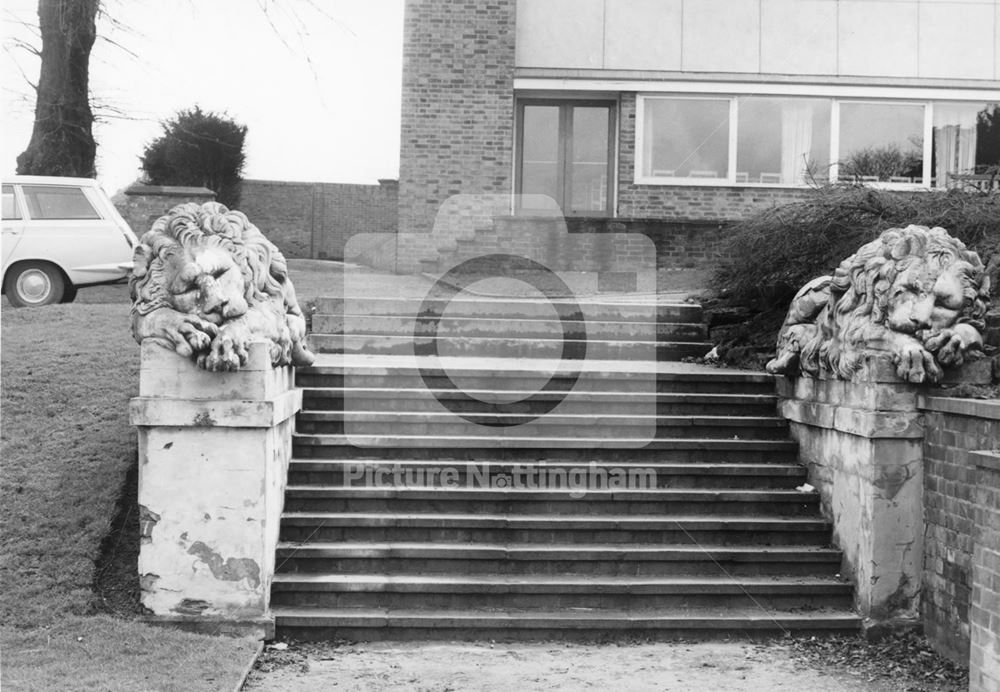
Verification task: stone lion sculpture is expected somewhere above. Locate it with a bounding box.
[766,225,990,383]
[129,202,315,371]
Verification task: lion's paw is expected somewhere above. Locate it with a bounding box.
[892,340,942,383]
[199,331,250,372]
[151,311,218,358]
[923,326,980,366]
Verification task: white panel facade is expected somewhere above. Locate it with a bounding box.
[838,1,919,78]
[515,0,1000,83]
[760,0,838,75]
[604,0,682,70]
[918,3,995,80]
[515,0,604,68]
[681,0,760,73]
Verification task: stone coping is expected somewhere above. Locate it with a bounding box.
[918,397,1000,422]
[124,184,215,197]
[129,389,302,428]
[776,354,994,385]
[779,398,924,439]
[971,449,1000,473]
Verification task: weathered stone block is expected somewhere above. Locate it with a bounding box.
[129,341,300,638]
[780,375,925,622]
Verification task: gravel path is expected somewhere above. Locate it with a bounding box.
[244,640,898,691]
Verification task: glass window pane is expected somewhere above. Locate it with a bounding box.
[932,102,1000,189]
[570,107,609,213]
[839,103,924,184]
[644,98,729,179]
[520,105,560,207]
[22,185,101,220]
[737,97,831,185]
[2,185,20,220]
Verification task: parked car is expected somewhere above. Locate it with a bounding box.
[2,175,138,307]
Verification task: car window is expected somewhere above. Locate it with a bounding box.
[2,184,20,220]
[21,185,101,220]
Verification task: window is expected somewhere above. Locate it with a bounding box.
[517,100,616,216]
[642,98,729,180]
[933,102,1000,189]
[635,93,998,190]
[838,102,925,184]
[2,185,20,220]
[737,98,831,185]
[21,185,100,220]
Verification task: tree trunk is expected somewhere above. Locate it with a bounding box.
[16,0,99,178]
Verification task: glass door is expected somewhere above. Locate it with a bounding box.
[516,100,615,216]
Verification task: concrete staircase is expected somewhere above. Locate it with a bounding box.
[273,294,860,639]
[309,296,712,360]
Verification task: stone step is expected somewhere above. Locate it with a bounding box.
[273,606,861,640]
[314,314,707,341]
[319,297,703,322]
[295,359,776,395]
[281,486,820,516]
[278,513,833,546]
[312,334,712,360]
[287,460,807,489]
[273,542,842,577]
[295,411,788,439]
[270,574,853,610]
[293,434,798,459]
[303,388,780,416]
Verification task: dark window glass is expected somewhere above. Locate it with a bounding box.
[22,185,101,220]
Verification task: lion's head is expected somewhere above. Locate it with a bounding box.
[130,202,313,370]
[829,225,988,334]
[770,225,990,382]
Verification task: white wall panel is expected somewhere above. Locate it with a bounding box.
[761,0,838,75]
[838,1,919,77]
[918,3,995,80]
[682,0,760,73]
[604,0,682,70]
[515,0,604,68]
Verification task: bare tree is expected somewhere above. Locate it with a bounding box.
[16,0,99,177]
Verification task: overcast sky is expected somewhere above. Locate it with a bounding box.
[2,0,404,195]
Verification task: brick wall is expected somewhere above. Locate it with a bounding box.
[114,185,216,236]
[616,93,814,220]
[238,179,397,260]
[920,397,1000,666]
[971,450,1000,691]
[396,0,516,268]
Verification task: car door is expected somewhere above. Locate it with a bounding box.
[1,183,27,270]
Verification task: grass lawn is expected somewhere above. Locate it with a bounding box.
[0,261,340,690]
[0,305,228,688]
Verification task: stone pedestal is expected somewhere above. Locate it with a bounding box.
[776,355,993,625]
[129,341,301,637]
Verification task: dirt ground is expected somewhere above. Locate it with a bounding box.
[244,639,900,692]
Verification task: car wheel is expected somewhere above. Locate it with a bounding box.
[4,262,66,307]
[60,283,78,304]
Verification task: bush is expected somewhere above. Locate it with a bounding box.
[708,185,1000,365]
[141,106,247,208]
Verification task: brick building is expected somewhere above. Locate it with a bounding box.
[396,0,1000,271]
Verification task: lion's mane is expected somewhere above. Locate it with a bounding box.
[774,225,989,380]
[129,202,312,369]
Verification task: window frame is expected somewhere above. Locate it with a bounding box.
[2,184,22,221]
[515,97,618,217]
[19,184,103,221]
[634,93,992,191]
[833,99,930,190]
